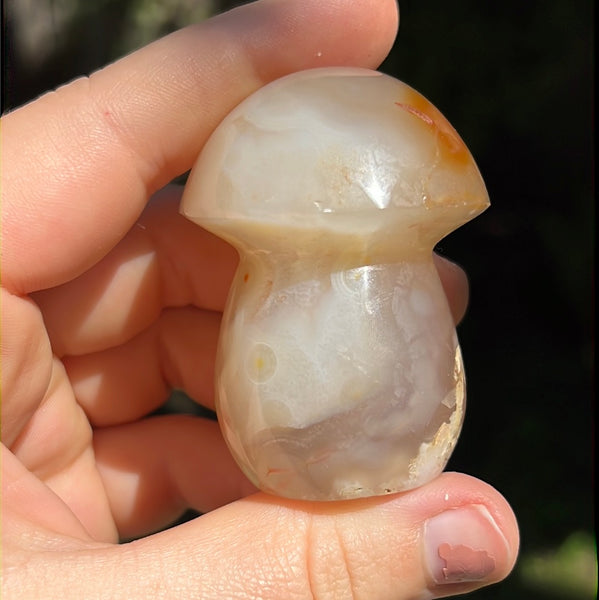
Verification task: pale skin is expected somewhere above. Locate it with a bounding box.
[0,1,519,598]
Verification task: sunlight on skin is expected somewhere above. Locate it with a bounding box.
[79,250,159,345]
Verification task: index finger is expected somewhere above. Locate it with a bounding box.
[0,0,399,295]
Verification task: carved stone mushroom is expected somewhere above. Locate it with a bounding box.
[181,67,489,500]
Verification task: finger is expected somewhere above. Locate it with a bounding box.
[34,187,237,358]
[1,0,399,294]
[20,472,518,599]
[64,306,221,426]
[434,254,470,324]
[93,415,256,540]
[0,289,52,445]
[133,472,518,599]
[5,357,117,543]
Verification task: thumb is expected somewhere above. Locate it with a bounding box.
[24,473,518,599]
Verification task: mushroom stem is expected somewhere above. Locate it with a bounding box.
[216,256,464,500]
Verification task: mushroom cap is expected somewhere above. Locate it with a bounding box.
[181,68,489,248]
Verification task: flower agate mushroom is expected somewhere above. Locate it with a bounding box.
[180,68,489,501]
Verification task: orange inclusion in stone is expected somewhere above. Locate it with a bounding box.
[395,89,471,169]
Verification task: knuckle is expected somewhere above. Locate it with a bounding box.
[305,515,370,600]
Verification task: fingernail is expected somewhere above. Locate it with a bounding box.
[423,505,509,585]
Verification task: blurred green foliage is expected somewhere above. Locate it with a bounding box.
[2,1,594,598]
[520,531,597,599]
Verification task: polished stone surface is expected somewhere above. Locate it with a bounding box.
[181,68,489,500]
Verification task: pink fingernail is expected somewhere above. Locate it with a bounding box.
[423,505,509,585]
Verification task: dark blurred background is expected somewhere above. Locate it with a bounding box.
[2,1,594,598]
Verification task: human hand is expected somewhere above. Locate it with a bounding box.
[1,0,519,598]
